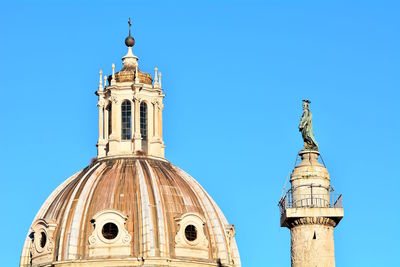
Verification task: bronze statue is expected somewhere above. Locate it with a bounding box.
[299,100,318,151]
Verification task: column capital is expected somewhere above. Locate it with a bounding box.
[110,95,120,104]
[97,99,105,108]
[133,96,141,103]
[152,99,161,107]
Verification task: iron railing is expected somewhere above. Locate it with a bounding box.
[279,188,342,214]
[334,194,343,208]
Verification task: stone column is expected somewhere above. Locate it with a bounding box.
[96,99,106,158]
[152,102,156,138]
[148,101,154,140]
[280,150,343,267]
[115,101,121,141]
[107,97,121,156]
[153,101,159,139]
[133,98,142,151]
[159,103,163,139]
[159,102,165,157]
[104,105,109,140]
[98,104,104,141]
[290,218,336,267]
[109,98,120,141]
[130,101,135,140]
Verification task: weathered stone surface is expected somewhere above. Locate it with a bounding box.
[291,224,335,267]
[20,158,241,267]
[281,150,343,267]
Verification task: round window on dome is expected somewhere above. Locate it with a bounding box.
[102,222,119,240]
[39,232,47,248]
[184,224,197,242]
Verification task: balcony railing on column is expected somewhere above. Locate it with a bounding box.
[279,188,342,214]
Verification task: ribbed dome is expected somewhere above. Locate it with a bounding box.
[114,68,153,84]
[20,157,241,267]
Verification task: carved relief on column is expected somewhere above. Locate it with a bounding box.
[290,220,336,267]
[288,217,337,228]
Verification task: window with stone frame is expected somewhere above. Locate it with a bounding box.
[121,100,132,140]
[140,102,148,140]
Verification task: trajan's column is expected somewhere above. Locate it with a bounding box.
[279,100,344,267]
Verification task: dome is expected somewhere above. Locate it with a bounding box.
[21,19,241,267]
[115,67,153,84]
[20,157,241,267]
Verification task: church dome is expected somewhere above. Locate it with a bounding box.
[20,19,240,267]
[20,157,241,267]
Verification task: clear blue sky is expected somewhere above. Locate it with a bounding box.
[1,1,399,266]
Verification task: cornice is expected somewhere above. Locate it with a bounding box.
[96,154,169,163]
[289,217,337,228]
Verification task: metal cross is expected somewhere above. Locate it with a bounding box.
[128,17,132,35]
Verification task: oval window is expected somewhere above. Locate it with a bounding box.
[184,224,197,241]
[40,232,47,248]
[102,222,119,240]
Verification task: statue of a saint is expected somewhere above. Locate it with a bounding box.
[298,100,318,151]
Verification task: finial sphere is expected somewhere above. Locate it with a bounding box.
[125,35,135,47]
[125,17,135,47]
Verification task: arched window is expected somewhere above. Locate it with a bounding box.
[140,102,148,140]
[121,100,131,140]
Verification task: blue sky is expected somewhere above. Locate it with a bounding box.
[1,1,399,266]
